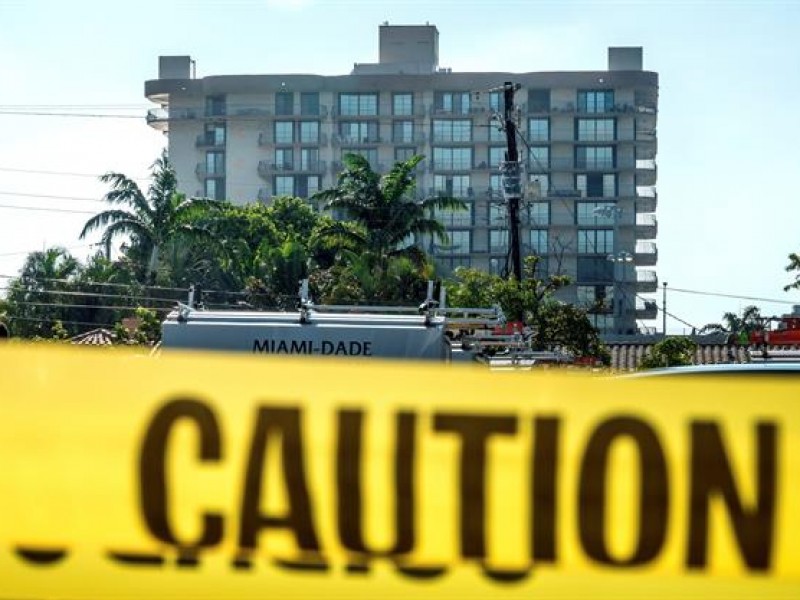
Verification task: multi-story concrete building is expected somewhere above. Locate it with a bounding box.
[145,24,658,333]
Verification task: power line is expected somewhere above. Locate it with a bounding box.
[0,244,95,258]
[0,111,143,119]
[668,286,797,306]
[0,166,151,182]
[0,190,103,203]
[0,203,97,215]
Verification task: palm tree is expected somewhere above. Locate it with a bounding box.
[79,151,223,283]
[701,305,763,344]
[6,247,81,337]
[311,154,466,270]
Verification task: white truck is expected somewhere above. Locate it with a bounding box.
[160,282,512,363]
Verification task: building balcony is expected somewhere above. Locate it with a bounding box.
[330,108,380,119]
[636,269,658,293]
[271,106,329,119]
[297,160,327,173]
[635,158,657,185]
[195,163,225,178]
[636,213,658,239]
[636,187,658,213]
[634,241,657,266]
[195,134,225,148]
[429,106,485,117]
[634,298,658,320]
[331,134,382,146]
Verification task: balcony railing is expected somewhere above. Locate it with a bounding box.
[332,134,382,146]
[195,134,225,148]
[195,163,225,177]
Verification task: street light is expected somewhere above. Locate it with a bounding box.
[607,251,634,331]
[593,205,626,332]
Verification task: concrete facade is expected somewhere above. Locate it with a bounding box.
[145,24,659,334]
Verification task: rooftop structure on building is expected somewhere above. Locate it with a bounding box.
[145,23,659,334]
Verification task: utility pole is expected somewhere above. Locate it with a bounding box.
[499,82,523,281]
[662,281,668,336]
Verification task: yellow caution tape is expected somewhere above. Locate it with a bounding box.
[1,345,798,599]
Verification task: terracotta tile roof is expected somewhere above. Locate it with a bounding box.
[607,343,788,371]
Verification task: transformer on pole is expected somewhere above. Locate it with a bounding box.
[498,81,523,281]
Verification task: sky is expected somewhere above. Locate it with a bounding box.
[1,0,799,333]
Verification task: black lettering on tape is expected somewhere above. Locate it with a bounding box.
[15,546,68,565]
[578,416,669,566]
[532,417,560,563]
[239,407,324,561]
[107,551,166,566]
[480,562,534,583]
[139,398,224,551]
[434,413,518,559]
[394,562,449,579]
[336,410,416,569]
[687,421,777,571]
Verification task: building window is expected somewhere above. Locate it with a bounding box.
[589,314,614,332]
[577,285,614,310]
[393,93,413,116]
[576,202,616,225]
[578,90,614,113]
[578,229,614,254]
[489,146,505,168]
[577,257,614,282]
[438,230,471,255]
[393,120,414,143]
[490,230,508,254]
[489,121,506,142]
[433,174,471,199]
[275,121,294,144]
[489,258,505,275]
[339,121,379,143]
[275,148,294,170]
[433,147,472,170]
[275,91,294,116]
[434,92,470,115]
[488,91,503,113]
[300,148,319,170]
[395,147,416,162]
[299,121,319,144]
[577,173,616,197]
[529,229,548,254]
[204,177,225,201]
[489,174,502,196]
[528,118,549,141]
[343,148,378,168]
[274,175,294,196]
[528,146,550,171]
[527,202,549,225]
[339,93,378,116]
[434,201,472,227]
[296,175,319,197]
[528,89,550,112]
[205,151,224,175]
[300,92,319,116]
[205,95,226,117]
[432,119,471,142]
[203,123,226,146]
[575,146,615,170]
[528,174,549,197]
[576,118,615,141]
[488,201,506,226]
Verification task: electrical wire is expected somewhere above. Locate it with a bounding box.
[0,203,97,215]
[0,190,103,203]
